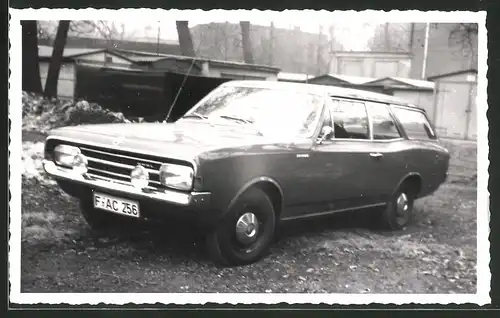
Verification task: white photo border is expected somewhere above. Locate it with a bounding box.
[8,9,490,306]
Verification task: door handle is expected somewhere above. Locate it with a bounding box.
[369,152,383,159]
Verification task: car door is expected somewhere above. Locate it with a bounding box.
[310,98,381,211]
[363,101,408,202]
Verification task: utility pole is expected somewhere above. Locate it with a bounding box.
[421,22,430,79]
[316,24,324,75]
[384,23,390,51]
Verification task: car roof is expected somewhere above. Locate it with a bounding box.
[222,80,423,110]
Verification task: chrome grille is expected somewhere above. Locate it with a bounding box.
[79,146,163,188]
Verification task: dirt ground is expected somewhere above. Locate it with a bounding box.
[19,131,478,294]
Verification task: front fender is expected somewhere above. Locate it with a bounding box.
[224,176,284,217]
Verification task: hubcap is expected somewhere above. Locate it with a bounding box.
[396,192,409,218]
[235,212,260,246]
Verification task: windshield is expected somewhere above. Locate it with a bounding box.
[183,85,324,138]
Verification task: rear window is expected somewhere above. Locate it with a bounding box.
[392,107,437,140]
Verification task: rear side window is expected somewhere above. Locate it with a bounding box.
[330,99,370,139]
[392,107,437,140]
[366,102,402,140]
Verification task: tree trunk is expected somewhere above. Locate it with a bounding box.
[176,21,195,57]
[240,21,254,64]
[44,20,70,98]
[268,22,275,65]
[22,20,43,94]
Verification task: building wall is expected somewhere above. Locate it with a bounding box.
[410,23,478,80]
[431,72,477,140]
[76,52,133,68]
[146,59,203,75]
[330,52,412,78]
[39,52,139,99]
[391,90,435,120]
[39,61,76,98]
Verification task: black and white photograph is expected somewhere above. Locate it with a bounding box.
[9,9,489,305]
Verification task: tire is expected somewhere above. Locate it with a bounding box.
[380,183,415,230]
[206,187,276,266]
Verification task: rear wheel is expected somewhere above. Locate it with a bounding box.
[206,188,276,266]
[380,183,415,230]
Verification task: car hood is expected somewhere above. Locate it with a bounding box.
[48,121,283,161]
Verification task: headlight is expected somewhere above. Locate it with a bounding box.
[159,164,194,190]
[54,144,88,174]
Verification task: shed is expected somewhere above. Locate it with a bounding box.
[38,45,137,99]
[363,77,435,118]
[427,69,478,140]
[38,45,281,99]
[115,49,280,81]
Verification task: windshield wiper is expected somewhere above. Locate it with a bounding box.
[218,115,253,124]
[218,115,263,136]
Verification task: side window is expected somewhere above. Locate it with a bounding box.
[392,107,437,140]
[366,102,402,140]
[330,99,370,139]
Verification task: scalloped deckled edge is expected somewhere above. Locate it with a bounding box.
[8,8,489,306]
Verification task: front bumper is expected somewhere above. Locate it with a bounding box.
[43,160,211,208]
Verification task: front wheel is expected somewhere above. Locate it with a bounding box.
[206,188,276,266]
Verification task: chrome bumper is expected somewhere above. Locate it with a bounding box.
[43,160,210,207]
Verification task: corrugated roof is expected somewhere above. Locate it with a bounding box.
[310,74,377,85]
[38,45,104,58]
[127,55,169,63]
[364,77,435,90]
[332,74,378,85]
[427,69,478,81]
[114,48,280,73]
[388,77,435,89]
[277,72,313,82]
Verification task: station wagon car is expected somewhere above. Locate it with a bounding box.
[43,80,450,266]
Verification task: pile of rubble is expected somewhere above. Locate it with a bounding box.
[22,92,129,134]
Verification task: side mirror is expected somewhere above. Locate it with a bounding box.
[317,126,334,144]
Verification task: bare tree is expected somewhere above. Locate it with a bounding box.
[44,20,70,98]
[449,23,478,51]
[37,20,58,42]
[367,23,412,52]
[176,21,196,57]
[68,21,133,46]
[22,20,43,94]
[36,20,135,47]
[240,21,254,64]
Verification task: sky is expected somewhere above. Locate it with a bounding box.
[124,20,377,51]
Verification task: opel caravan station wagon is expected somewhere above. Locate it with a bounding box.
[43,80,450,266]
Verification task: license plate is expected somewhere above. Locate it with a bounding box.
[93,192,140,218]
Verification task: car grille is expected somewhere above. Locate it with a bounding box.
[79,146,165,188]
